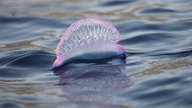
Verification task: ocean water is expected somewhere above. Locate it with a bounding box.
[0,0,192,108]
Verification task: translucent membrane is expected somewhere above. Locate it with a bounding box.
[56,18,120,56]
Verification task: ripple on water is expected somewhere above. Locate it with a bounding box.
[0,102,24,108]
[0,16,70,43]
[139,7,177,14]
[118,21,192,34]
[100,0,137,6]
[0,50,55,78]
[118,65,192,108]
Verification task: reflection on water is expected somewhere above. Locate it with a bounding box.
[0,0,192,108]
[55,64,131,103]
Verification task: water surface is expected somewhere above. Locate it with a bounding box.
[0,0,192,108]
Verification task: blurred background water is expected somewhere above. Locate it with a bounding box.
[0,0,192,108]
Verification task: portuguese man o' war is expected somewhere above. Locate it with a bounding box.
[52,18,126,69]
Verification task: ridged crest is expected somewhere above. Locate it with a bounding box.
[56,18,120,56]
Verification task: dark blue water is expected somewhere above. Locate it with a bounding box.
[0,0,192,108]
